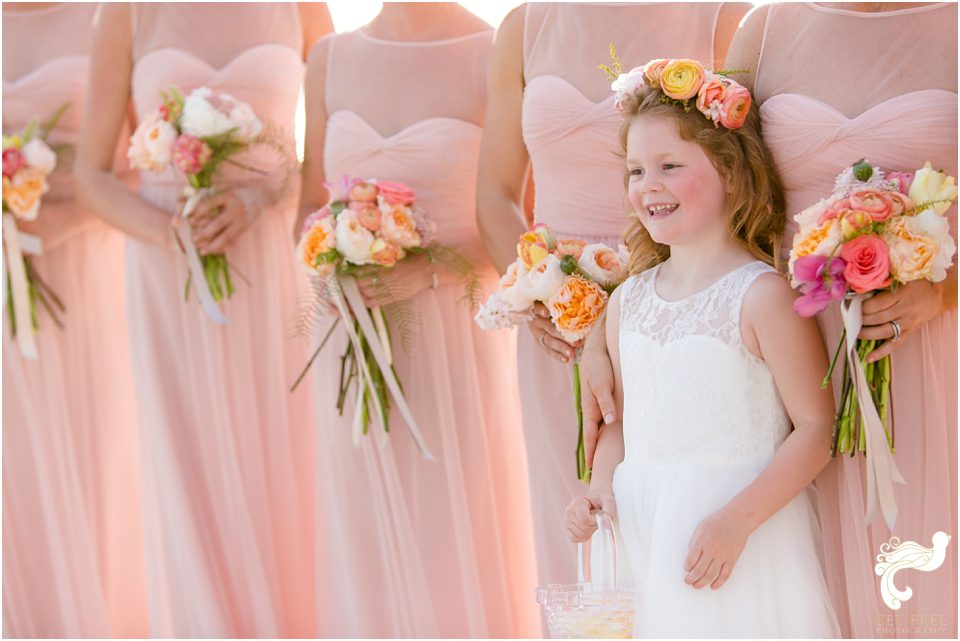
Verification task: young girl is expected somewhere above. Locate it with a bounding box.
[564,60,840,637]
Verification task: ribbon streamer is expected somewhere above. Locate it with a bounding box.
[337,275,435,461]
[175,187,227,325]
[840,293,906,530]
[3,213,39,359]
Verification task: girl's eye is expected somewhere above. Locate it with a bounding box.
[663,163,679,170]
[629,168,644,177]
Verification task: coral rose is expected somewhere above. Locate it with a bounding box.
[376,181,416,206]
[348,181,378,203]
[839,234,892,293]
[848,189,894,222]
[717,82,751,129]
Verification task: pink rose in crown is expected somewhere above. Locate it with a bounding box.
[696,76,729,122]
[840,234,892,294]
[172,134,212,175]
[849,189,894,223]
[377,181,416,206]
[2,147,25,178]
[718,83,751,130]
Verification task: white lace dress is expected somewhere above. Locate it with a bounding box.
[612,261,840,638]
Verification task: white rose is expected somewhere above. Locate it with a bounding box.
[21,138,57,175]
[227,102,262,142]
[334,209,376,265]
[610,68,646,103]
[512,253,565,304]
[127,111,177,171]
[793,197,832,230]
[498,259,535,311]
[909,162,958,215]
[181,87,236,138]
[578,243,627,288]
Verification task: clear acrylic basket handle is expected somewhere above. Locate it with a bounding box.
[578,511,618,590]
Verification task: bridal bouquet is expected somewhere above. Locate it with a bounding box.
[789,159,956,527]
[2,104,70,358]
[295,176,476,460]
[129,87,284,323]
[475,224,628,482]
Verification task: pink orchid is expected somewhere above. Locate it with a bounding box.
[793,254,848,317]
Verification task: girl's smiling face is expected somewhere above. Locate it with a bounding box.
[626,115,729,249]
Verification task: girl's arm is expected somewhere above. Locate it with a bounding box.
[565,286,626,542]
[74,4,173,248]
[683,272,834,591]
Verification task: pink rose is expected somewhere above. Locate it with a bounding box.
[849,189,894,222]
[696,76,728,122]
[818,198,850,225]
[839,234,892,293]
[884,191,912,217]
[172,134,212,175]
[376,180,416,206]
[2,147,24,178]
[348,181,378,203]
[887,171,914,196]
[354,203,382,232]
[718,84,751,129]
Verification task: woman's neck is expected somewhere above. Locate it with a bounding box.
[366,3,474,42]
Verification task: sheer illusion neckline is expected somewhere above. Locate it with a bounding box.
[761,89,958,121]
[525,74,616,108]
[2,54,88,88]
[650,261,758,305]
[804,2,951,17]
[356,28,491,47]
[133,43,302,73]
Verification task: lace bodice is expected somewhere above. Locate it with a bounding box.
[618,261,791,466]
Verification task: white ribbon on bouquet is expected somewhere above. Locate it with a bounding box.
[325,272,435,461]
[173,186,227,325]
[2,212,42,359]
[840,293,906,530]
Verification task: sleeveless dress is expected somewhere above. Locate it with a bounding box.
[313,28,540,638]
[2,5,146,636]
[756,4,958,637]
[519,1,725,588]
[127,5,316,636]
[612,261,840,637]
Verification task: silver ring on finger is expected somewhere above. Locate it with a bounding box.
[539,332,547,347]
[890,319,902,343]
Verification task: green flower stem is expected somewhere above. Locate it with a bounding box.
[574,363,590,485]
[822,328,846,390]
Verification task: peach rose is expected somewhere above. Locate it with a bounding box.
[792,217,842,260]
[883,208,956,283]
[578,243,627,288]
[348,181,378,203]
[380,204,422,248]
[376,180,416,206]
[696,75,727,123]
[547,274,608,343]
[555,238,587,260]
[3,166,48,221]
[643,59,670,86]
[839,234,892,293]
[296,215,336,275]
[351,203,382,232]
[370,238,405,267]
[659,59,705,100]
[848,189,894,222]
[128,110,177,172]
[717,83,751,130]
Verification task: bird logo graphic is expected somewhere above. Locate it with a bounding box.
[875,531,952,610]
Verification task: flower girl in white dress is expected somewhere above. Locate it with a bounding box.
[565,60,840,638]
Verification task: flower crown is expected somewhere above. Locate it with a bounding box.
[601,47,752,130]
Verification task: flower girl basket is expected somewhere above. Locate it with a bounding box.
[536,512,636,638]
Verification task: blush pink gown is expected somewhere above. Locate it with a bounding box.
[312,28,540,638]
[756,3,958,637]
[519,2,726,589]
[2,4,146,637]
[126,4,316,636]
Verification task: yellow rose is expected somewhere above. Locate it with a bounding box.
[659,59,706,100]
[546,274,608,343]
[908,162,958,215]
[517,230,549,268]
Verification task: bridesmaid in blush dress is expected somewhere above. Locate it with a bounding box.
[3,3,146,636]
[298,3,539,637]
[726,3,957,637]
[74,3,333,637]
[476,1,749,593]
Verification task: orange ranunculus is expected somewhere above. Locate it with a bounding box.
[547,274,608,343]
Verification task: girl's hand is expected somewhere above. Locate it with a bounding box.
[859,280,946,363]
[188,189,258,254]
[683,508,752,590]
[564,490,616,543]
[580,344,617,467]
[528,302,580,364]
